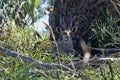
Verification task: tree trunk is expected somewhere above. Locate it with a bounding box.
[49,0,120,55]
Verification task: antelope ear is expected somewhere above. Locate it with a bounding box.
[56,27,62,33]
[71,26,78,32]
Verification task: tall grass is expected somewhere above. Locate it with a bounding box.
[93,8,120,48]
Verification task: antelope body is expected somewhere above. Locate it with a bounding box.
[54,12,91,62]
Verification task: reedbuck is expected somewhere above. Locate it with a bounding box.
[54,12,91,63]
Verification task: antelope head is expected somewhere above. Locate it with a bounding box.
[56,12,78,42]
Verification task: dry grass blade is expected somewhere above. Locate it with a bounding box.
[42,21,64,71]
[110,0,120,16]
[42,21,60,54]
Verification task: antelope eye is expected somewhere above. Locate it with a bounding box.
[71,26,78,32]
[56,27,62,33]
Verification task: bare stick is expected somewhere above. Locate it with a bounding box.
[91,47,120,54]
[42,22,63,68]
[0,46,73,71]
[42,21,60,55]
[98,58,120,61]
[110,0,120,16]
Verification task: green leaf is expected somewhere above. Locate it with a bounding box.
[34,0,40,7]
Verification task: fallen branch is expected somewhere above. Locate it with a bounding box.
[97,57,120,61]
[91,47,120,55]
[0,46,73,72]
[0,46,120,73]
[67,57,120,70]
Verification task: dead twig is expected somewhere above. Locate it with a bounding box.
[110,0,120,16]
[42,21,63,71]
[42,21,60,55]
[91,47,120,55]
